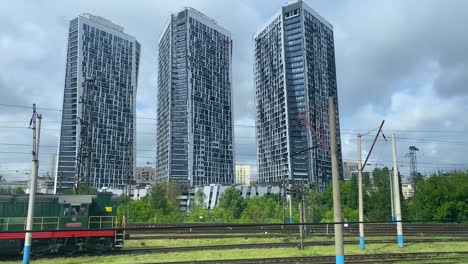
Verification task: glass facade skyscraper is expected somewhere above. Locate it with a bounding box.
[254,0,343,189]
[156,7,234,187]
[57,14,140,191]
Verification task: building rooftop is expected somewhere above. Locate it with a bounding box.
[81,13,124,32]
[183,7,218,25]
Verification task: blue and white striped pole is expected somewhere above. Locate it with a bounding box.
[389,169,396,222]
[23,109,42,264]
[329,97,344,264]
[391,134,404,248]
[357,134,365,251]
[288,182,293,224]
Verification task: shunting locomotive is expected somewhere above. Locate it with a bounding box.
[0,192,124,256]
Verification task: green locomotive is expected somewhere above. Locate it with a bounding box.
[0,192,124,255]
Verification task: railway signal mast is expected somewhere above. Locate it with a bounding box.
[23,104,42,264]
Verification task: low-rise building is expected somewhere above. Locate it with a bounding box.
[27,177,55,194]
[136,167,155,185]
[0,180,28,193]
[190,184,280,210]
[235,165,251,185]
[343,161,358,181]
[402,183,414,199]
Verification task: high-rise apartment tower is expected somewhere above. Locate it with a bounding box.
[254,0,343,189]
[156,8,234,187]
[57,14,140,191]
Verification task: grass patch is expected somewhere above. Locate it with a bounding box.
[124,235,463,248]
[1,241,466,264]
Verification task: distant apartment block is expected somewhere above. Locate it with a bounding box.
[57,14,140,191]
[0,181,28,193]
[402,183,414,199]
[27,177,55,194]
[343,161,358,181]
[156,7,234,187]
[136,167,156,185]
[254,0,343,189]
[235,165,252,185]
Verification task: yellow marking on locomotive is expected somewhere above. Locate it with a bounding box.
[105,206,113,212]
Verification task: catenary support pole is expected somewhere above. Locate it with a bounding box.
[392,133,404,248]
[329,96,344,264]
[282,178,286,224]
[357,133,364,251]
[299,195,304,249]
[389,169,395,221]
[288,190,293,223]
[303,189,307,237]
[23,107,42,264]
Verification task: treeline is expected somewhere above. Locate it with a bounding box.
[117,169,467,223]
[0,187,25,195]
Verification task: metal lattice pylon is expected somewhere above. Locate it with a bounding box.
[407,146,419,183]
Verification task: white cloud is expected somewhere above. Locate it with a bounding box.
[1,0,467,181]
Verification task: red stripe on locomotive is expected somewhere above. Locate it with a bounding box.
[0,230,116,240]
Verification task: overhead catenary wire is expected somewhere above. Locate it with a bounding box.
[1,102,467,132]
[2,104,468,175]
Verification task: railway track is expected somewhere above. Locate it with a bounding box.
[3,238,464,262]
[125,223,468,237]
[21,246,466,262]
[3,223,466,262]
[159,252,468,264]
[121,238,468,253]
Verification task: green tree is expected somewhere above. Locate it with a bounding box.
[366,167,392,221]
[117,194,131,223]
[306,185,328,223]
[240,195,282,223]
[322,206,358,223]
[0,187,26,195]
[216,188,246,222]
[128,198,154,222]
[408,171,467,222]
[308,180,359,223]
[187,191,210,223]
[149,184,169,210]
[14,187,25,194]
[147,183,184,223]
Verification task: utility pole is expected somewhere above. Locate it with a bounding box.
[357,133,364,251]
[356,120,385,251]
[389,169,395,221]
[329,96,344,264]
[303,187,308,238]
[126,138,134,197]
[297,178,308,249]
[288,178,293,223]
[23,104,42,264]
[391,133,404,248]
[282,177,286,224]
[299,183,304,250]
[59,169,63,195]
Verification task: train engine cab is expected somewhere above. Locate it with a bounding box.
[0,192,124,256]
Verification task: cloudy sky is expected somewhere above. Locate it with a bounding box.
[1,0,467,182]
